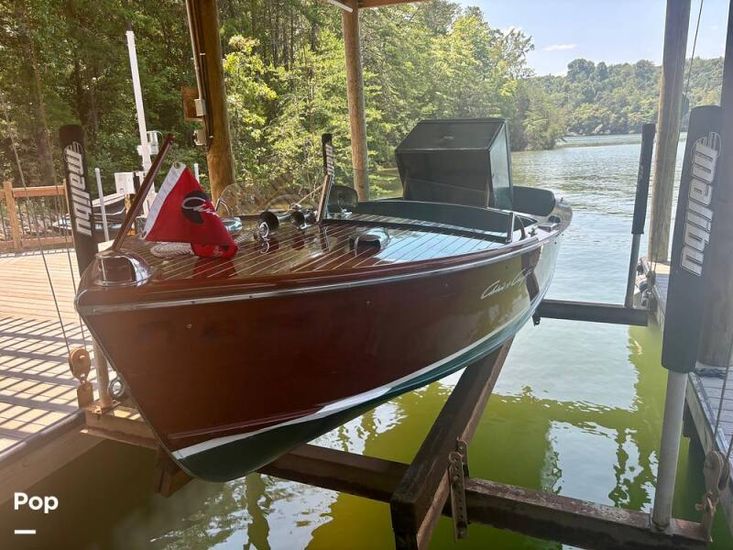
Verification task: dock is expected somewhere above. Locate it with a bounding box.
[0,250,99,505]
[648,260,733,531]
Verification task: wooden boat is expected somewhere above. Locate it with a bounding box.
[75,119,571,481]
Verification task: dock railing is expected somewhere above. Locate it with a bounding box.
[0,181,72,253]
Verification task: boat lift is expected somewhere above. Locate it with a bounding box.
[53,0,733,547]
[63,98,714,550]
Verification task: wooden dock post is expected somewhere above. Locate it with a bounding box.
[341,0,370,200]
[2,181,22,251]
[649,0,691,262]
[193,0,235,202]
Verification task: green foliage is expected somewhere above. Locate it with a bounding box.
[510,80,565,150]
[535,57,723,136]
[18,0,721,194]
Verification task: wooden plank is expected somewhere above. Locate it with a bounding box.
[84,405,155,442]
[390,342,511,549]
[0,253,94,487]
[463,477,707,550]
[0,237,70,253]
[685,375,733,531]
[538,299,649,326]
[0,252,79,322]
[12,185,64,198]
[262,444,708,550]
[359,0,425,8]
[3,181,22,251]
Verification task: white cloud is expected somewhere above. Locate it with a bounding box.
[543,43,577,52]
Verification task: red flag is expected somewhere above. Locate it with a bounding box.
[143,164,237,258]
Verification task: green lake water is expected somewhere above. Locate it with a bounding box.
[3,134,732,549]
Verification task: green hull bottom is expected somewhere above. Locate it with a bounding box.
[177,303,537,482]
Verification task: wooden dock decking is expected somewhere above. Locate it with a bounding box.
[650,261,733,531]
[0,250,98,504]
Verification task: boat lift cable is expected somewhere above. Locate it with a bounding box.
[60,216,87,347]
[684,0,705,101]
[1,98,73,355]
[55,183,88,348]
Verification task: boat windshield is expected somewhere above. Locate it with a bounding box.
[214,172,323,220]
[213,166,363,223]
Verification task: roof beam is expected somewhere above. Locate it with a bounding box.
[325,0,353,12]
[359,0,425,8]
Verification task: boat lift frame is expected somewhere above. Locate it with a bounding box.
[73,333,709,549]
[65,112,709,547]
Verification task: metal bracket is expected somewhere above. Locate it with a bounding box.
[449,439,469,540]
[696,450,730,536]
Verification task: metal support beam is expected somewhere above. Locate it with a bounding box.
[652,370,689,529]
[537,299,649,326]
[341,0,370,200]
[649,0,691,262]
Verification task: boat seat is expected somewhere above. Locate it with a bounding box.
[353,199,533,234]
[404,176,488,208]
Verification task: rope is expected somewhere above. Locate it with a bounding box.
[150,242,193,258]
[1,97,72,356]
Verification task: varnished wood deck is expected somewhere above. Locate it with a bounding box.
[649,260,733,532]
[0,249,98,503]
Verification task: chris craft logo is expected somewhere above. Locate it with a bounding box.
[63,143,93,237]
[681,132,720,276]
[481,268,533,300]
[181,191,216,224]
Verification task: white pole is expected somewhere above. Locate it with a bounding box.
[126,30,155,214]
[194,162,200,181]
[94,168,110,242]
[651,369,688,529]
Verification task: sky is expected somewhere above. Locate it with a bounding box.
[459,0,729,75]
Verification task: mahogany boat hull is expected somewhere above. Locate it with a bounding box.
[77,222,564,481]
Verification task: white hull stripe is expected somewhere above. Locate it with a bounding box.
[171,304,530,461]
